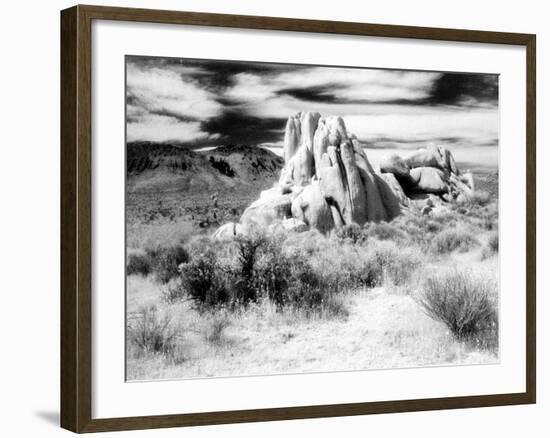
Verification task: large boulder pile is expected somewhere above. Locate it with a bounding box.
[382,144,474,201]
[213,112,475,238]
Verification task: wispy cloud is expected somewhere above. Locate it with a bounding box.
[126,115,221,143]
[126,62,223,143]
[344,106,498,147]
[276,68,438,102]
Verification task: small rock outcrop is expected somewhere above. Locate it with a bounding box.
[213,112,476,237]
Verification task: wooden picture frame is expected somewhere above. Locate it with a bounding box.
[61,4,536,433]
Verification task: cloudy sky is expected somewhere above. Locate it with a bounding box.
[126,55,499,169]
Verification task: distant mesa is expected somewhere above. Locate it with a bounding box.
[214,111,475,238]
[126,142,283,193]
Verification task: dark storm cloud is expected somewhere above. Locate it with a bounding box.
[201,110,287,146]
[427,73,499,107]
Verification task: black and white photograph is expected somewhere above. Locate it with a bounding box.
[125,55,500,381]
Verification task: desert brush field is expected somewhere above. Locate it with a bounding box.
[126,178,499,380]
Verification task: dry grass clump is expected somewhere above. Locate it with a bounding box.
[431,227,479,254]
[321,294,350,319]
[204,312,231,345]
[415,269,498,350]
[362,221,407,243]
[368,241,422,286]
[311,243,378,289]
[127,305,178,355]
[388,213,447,248]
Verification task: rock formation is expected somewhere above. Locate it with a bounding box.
[382,144,474,201]
[213,112,476,238]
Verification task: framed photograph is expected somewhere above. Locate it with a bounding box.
[60,4,536,433]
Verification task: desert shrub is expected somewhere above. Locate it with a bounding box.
[254,237,293,307]
[231,233,266,304]
[179,248,229,310]
[335,224,366,244]
[145,245,189,283]
[126,253,152,276]
[161,280,187,304]
[423,220,443,234]
[178,234,274,310]
[482,231,499,259]
[431,228,479,254]
[487,231,499,252]
[479,207,499,231]
[415,270,498,347]
[127,305,177,354]
[284,259,331,311]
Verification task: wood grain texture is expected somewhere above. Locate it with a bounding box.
[60,4,537,433]
[60,5,78,432]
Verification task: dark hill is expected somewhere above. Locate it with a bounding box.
[126,142,283,194]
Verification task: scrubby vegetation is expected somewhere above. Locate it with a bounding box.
[458,190,492,208]
[167,233,356,313]
[126,246,189,283]
[148,246,189,283]
[127,180,500,379]
[430,228,479,254]
[126,253,152,276]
